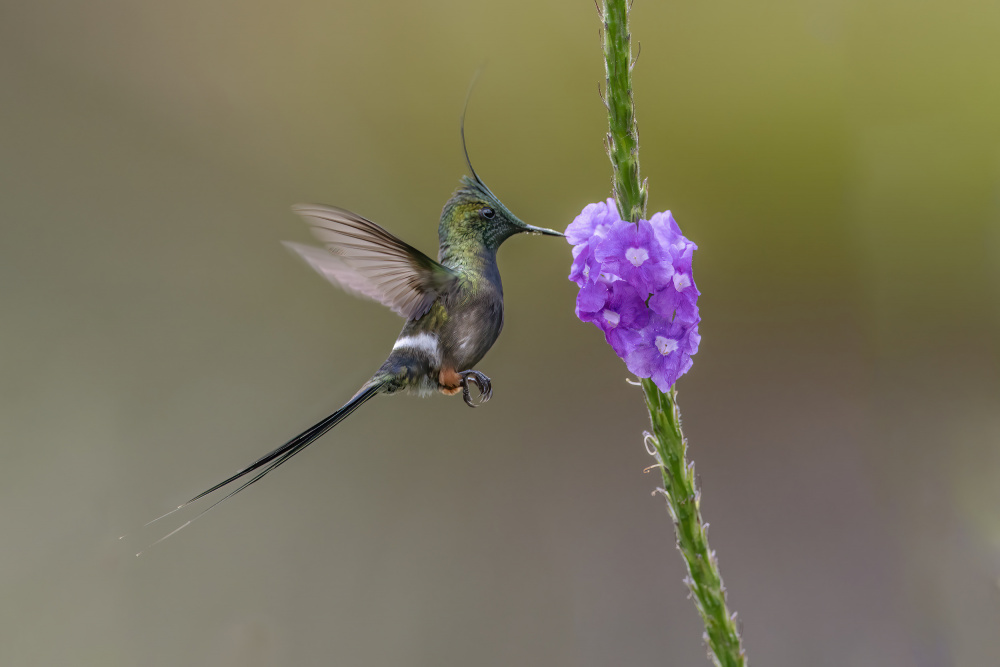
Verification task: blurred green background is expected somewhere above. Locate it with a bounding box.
[2,1,998,665]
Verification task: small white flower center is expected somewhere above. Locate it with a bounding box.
[602,310,620,328]
[625,247,649,267]
[672,272,691,291]
[583,264,591,279]
[655,336,678,356]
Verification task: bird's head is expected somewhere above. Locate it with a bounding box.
[438,120,563,251]
[439,176,563,252]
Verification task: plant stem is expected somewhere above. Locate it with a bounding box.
[600,1,747,664]
[601,0,647,222]
[642,380,746,667]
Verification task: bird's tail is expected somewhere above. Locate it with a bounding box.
[136,380,385,552]
[185,380,384,506]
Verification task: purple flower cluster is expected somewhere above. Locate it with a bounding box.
[567,199,700,391]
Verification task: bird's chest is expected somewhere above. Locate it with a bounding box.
[442,291,504,369]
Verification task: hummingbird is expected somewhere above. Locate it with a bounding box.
[144,125,563,541]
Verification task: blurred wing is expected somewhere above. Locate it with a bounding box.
[287,204,459,320]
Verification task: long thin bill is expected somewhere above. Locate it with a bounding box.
[521,224,565,237]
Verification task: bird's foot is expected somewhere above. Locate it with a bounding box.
[458,370,492,408]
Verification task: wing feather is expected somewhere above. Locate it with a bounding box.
[286,204,458,320]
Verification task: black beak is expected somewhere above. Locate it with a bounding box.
[519,223,565,237]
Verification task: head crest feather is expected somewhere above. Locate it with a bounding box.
[460,68,498,201]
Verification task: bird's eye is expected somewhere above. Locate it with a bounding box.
[480,207,495,220]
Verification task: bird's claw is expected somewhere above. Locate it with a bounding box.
[459,370,492,408]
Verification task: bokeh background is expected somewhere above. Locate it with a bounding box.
[2,1,998,665]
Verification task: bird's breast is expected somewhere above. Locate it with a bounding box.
[441,290,504,370]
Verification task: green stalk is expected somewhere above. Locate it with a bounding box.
[642,381,746,666]
[600,2,747,664]
[601,0,647,222]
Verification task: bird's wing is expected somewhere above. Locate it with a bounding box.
[286,204,459,320]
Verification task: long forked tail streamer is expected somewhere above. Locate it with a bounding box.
[135,382,383,555]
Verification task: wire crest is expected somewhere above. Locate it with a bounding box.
[460,66,499,202]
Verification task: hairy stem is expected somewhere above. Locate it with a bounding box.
[601,0,647,222]
[600,1,747,664]
[642,380,747,667]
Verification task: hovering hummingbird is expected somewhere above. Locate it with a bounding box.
[144,125,563,540]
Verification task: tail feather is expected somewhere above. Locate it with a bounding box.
[187,381,383,505]
[140,381,384,544]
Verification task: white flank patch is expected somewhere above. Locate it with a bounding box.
[655,336,679,356]
[393,333,441,365]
